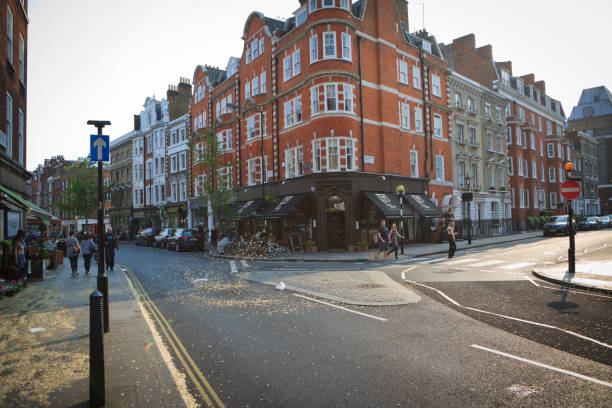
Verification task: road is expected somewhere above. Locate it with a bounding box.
[117,230,612,407]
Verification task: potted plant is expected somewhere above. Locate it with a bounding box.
[358,240,369,251]
[304,240,317,253]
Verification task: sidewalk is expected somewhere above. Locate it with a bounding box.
[0,259,187,407]
[533,260,612,293]
[215,231,543,262]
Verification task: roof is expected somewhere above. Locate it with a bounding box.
[568,86,612,121]
[110,131,134,147]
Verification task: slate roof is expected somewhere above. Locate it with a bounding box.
[569,86,612,121]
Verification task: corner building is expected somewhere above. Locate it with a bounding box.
[191,0,452,250]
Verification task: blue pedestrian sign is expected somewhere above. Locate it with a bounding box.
[90,135,110,162]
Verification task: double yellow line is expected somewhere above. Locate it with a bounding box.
[123,266,225,408]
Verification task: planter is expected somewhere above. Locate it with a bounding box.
[305,247,318,253]
[347,245,360,252]
[56,250,64,265]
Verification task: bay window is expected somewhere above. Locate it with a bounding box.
[323,32,336,58]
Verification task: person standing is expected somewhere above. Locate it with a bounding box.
[447,221,457,259]
[385,223,404,260]
[375,220,389,260]
[211,226,218,248]
[12,230,27,279]
[104,227,119,272]
[80,232,96,275]
[66,231,81,276]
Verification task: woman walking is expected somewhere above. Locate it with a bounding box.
[80,232,96,275]
[12,229,27,280]
[447,221,457,259]
[385,223,404,260]
[66,231,81,276]
[104,227,119,272]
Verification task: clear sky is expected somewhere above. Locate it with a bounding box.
[26,0,611,170]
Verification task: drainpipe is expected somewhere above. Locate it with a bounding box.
[236,78,241,187]
[357,35,366,171]
[419,46,431,179]
[274,56,280,180]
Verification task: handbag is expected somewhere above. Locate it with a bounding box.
[72,239,80,254]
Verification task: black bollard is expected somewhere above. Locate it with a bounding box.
[90,290,105,407]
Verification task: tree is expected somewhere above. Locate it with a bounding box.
[190,124,238,233]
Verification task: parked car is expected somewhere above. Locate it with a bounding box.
[578,216,602,231]
[167,229,200,252]
[598,215,610,228]
[154,228,175,248]
[542,215,575,236]
[135,228,161,246]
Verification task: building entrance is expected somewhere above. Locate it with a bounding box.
[326,195,346,249]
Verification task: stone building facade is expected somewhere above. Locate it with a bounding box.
[565,130,599,216]
[110,131,134,234]
[567,86,612,215]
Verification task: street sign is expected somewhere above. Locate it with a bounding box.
[90,135,110,162]
[561,180,580,200]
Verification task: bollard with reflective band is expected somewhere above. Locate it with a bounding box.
[90,290,105,407]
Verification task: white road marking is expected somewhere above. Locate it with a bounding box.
[543,250,557,255]
[229,261,238,274]
[240,260,249,268]
[523,275,540,287]
[469,260,505,267]
[444,258,479,265]
[538,284,612,299]
[293,294,387,322]
[499,262,535,270]
[409,258,428,262]
[420,257,447,264]
[404,281,612,349]
[471,345,612,388]
[401,265,416,280]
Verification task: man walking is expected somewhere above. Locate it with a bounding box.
[375,220,389,260]
[104,227,119,272]
[447,221,457,258]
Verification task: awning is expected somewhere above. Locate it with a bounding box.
[0,185,53,223]
[403,193,445,217]
[222,199,264,220]
[364,192,414,218]
[260,194,306,218]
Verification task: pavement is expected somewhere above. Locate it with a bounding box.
[0,257,189,407]
[533,253,612,293]
[213,230,544,262]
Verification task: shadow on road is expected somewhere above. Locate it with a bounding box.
[547,271,579,314]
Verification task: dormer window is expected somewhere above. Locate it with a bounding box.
[322,0,334,7]
[421,40,432,53]
[309,0,317,13]
[296,8,307,26]
[501,70,510,85]
[516,79,523,94]
[340,0,350,9]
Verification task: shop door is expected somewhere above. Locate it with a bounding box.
[327,212,346,249]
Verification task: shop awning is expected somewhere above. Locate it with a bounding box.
[260,194,306,218]
[403,193,445,217]
[222,199,264,220]
[0,185,54,223]
[364,192,414,218]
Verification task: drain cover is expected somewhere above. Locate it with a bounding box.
[354,283,385,289]
[222,288,253,296]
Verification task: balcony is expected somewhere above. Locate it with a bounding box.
[454,138,467,146]
[468,141,480,149]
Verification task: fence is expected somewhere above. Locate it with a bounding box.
[454,218,519,240]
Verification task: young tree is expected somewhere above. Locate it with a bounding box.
[190,124,238,236]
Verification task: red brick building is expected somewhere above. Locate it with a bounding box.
[441,34,569,228]
[189,0,452,249]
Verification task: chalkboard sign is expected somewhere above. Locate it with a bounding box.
[289,234,303,253]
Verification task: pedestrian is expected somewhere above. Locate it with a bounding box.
[385,223,404,260]
[104,227,119,272]
[447,221,457,258]
[211,226,218,248]
[80,232,96,275]
[12,230,27,279]
[375,220,390,260]
[66,231,81,276]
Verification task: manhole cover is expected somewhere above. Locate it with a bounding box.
[354,283,385,289]
[221,288,253,296]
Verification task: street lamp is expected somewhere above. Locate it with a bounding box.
[464,175,472,245]
[396,185,406,255]
[87,119,111,333]
[565,162,577,274]
[227,99,266,224]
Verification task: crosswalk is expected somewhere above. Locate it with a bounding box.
[400,255,537,272]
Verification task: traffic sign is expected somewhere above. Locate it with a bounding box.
[90,135,109,162]
[561,180,580,200]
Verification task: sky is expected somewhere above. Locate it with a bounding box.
[26,0,611,170]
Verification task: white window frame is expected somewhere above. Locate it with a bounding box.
[398,60,408,84]
[547,143,554,158]
[285,145,304,179]
[517,157,523,176]
[292,50,301,76]
[400,102,410,129]
[412,66,421,89]
[532,161,537,179]
[6,92,13,157]
[508,157,513,175]
[7,6,13,65]
[179,151,187,171]
[414,107,422,132]
[548,167,556,182]
[323,32,336,59]
[341,32,352,60]
[435,155,444,181]
[322,0,334,8]
[410,150,418,178]
[310,35,319,63]
[283,55,292,81]
[19,34,24,83]
[260,71,267,94]
[433,114,443,138]
[431,74,441,97]
[18,108,23,165]
[340,0,350,9]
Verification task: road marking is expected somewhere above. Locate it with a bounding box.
[123,266,224,408]
[404,280,612,349]
[471,345,612,388]
[229,261,238,274]
[543,250,557,255]
[499,262,535,270]
[538,284,612,299]
[240,260,249,268]
[523,274,540,287]
[444,258,479,265]
[293,294,387,322]
[469,260,505,267]
[401,265,416,280]
[424,257,447,264]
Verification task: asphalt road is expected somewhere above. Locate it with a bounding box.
[117,232,612,407]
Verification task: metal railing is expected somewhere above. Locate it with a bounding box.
[454,218,518,240]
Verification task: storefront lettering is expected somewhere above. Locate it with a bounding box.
[275,195,293,211]
[375,193,398,209]
[411,194,432,210]
[238,200,254,214]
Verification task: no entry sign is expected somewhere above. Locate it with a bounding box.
[561,180,580,200]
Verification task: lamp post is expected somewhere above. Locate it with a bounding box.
[564,162,579,274]
[228,99,266,224]
[87,120,111,333]
[396,185,406,255]
[465,175,472,245]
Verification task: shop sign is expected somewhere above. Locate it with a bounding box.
[274,195,294,211]
[410,194,433,210]
[237,200,254,215]
[375,193,399,210]
[364,155,375,164]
